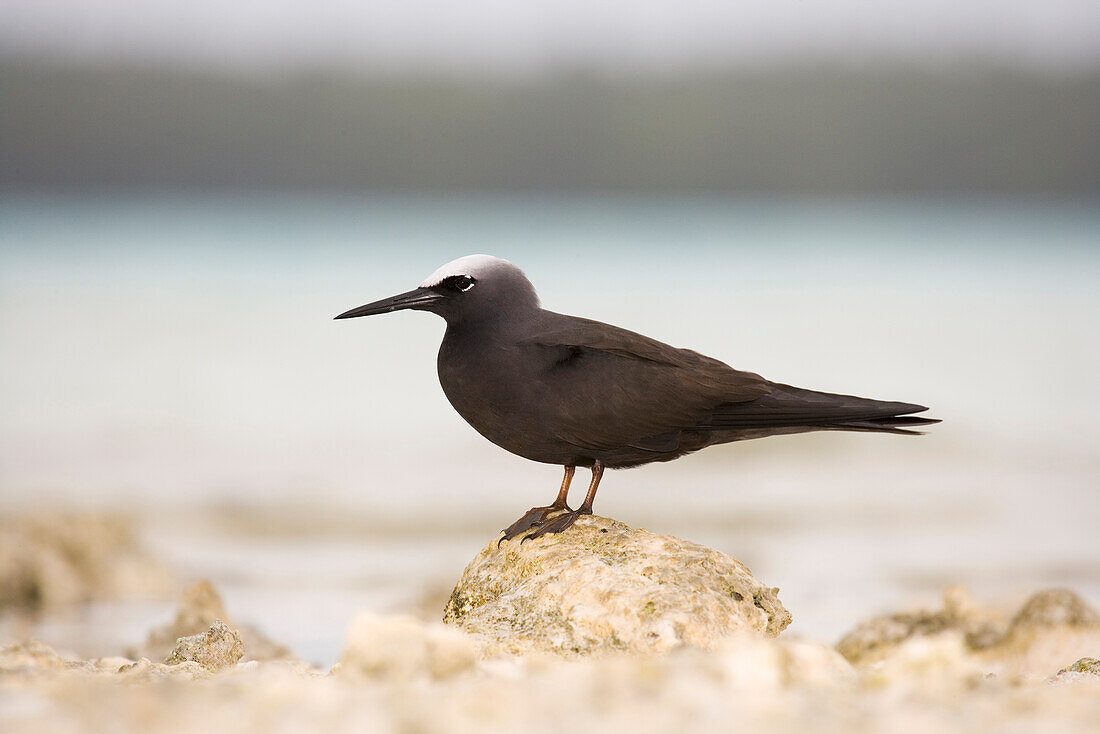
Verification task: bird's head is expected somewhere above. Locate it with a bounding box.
[334,254,540,326]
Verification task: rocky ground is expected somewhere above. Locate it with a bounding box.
[1,512,1098,733]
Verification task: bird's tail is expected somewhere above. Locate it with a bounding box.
[823,414,940,436]
[699,383,939,435]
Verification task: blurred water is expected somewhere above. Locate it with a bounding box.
[1,194,1098,662]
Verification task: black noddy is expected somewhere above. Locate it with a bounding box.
[336,255,938,542]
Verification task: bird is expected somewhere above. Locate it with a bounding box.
[336,254,937,542]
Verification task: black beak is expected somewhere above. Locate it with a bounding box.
[334,287,443,319]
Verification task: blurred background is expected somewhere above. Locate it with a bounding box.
[1,1,1097,666]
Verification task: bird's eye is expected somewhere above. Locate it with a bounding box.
[452,276,475,292]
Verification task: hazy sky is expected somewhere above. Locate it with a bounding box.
[2,0,1099,75]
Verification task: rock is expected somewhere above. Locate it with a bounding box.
[1,612,1099,734]
[443,514,790,656]
[0,511,172,611]
[1054,657,1100,682]
[164,580,227,637]
[837,586,1006,665]
[118,656,210,680]
[134,580,290,662]
[93,656,137,672]
[1007,588,1100,634]
[837,587,1100,679]
[0,639,69,674]
[164,621,244,672]
[837,609,951,665]
[997,590,1100,679]
[860,634,990,694]
[337,612,478,681]
[707,634,855,690]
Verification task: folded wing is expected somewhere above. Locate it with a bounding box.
[521,314,767,453]
[522,313,936,459]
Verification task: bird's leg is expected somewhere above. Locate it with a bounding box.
[524,461,604,540]
[575,460,603,515]
[499,466,575,543]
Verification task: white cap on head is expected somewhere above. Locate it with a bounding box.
[419,254,514,288]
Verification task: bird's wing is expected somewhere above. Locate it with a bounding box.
[518,315,768,453]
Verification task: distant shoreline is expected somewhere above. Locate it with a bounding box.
[2,62,1097,195]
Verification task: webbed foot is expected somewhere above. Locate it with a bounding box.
[521,507,592,542]
[499,504,571,544]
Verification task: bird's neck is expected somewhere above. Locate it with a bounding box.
[443,307,540,341]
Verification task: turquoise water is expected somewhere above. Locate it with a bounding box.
[2,194,1098,661]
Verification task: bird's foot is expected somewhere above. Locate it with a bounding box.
[499,504,571,545]
[521,507,592,542]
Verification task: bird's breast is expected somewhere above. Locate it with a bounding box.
[436,333,573,464]
[437,338,537,427]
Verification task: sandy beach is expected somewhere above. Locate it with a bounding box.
[3,510,1099,734]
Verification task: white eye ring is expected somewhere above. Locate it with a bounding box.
[458,278,476,292]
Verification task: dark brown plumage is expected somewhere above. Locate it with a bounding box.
[336,255,937,541]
